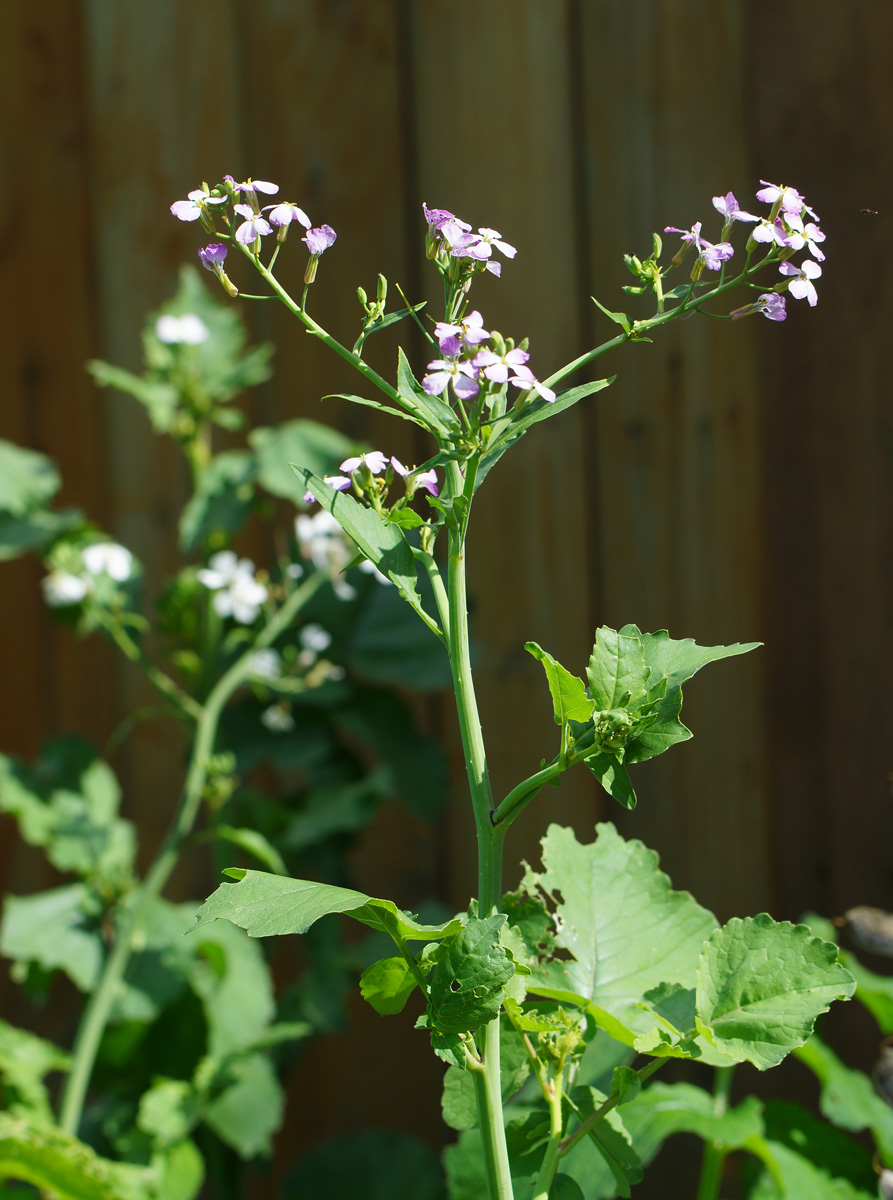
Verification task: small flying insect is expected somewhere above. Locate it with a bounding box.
[860,207,879,215]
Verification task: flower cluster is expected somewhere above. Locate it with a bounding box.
[304,451,439,507]
[422,204,516,282]
[294,510,389,600]
[197,551,268,624]
[171,176,337,289]
[664,180,826,319]
[422,310,556,405]
[42,542,134,607]
[154,313,209,345]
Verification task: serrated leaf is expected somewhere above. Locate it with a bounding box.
[192,869,462,944]
[794,1035,893,1160]
[395,346,462,434]
[619,626,759,764]
[0,440,61,515]
[696,915,855,1069]
[525,642,594,727]
[583,753,637,810]
[249,419,356,503]
[524,823,717,1047]
[587,627,650,711]
[428,916,515,1034]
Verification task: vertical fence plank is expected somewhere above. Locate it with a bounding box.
[577,0,770,919]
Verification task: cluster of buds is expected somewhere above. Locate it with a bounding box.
[170,175,338,291]
[422,204,516,288]
[422,310,556,408]
[662,180,826,321]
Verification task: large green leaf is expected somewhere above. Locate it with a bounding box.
[193,869,462,944]
[795,1035,893,1160]
[202,1052,283,1159]
[188,918,275,1057]
[523,823,718,1047]
[0,440,61,515]
[620,625,759,764]
[695,915,855,1069]
[178,450,257,552]
[249,419,356,503]
[0,885,103,992]
[395,347,462,435]
[525,642,593,726]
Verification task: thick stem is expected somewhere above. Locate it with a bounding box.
[531,1084,565,1200]
[58,574,325,1135]
[695,1066,734,1200]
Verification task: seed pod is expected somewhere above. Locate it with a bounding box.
[845,907,893,957]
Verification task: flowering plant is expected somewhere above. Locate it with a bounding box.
[161,173,870,1198]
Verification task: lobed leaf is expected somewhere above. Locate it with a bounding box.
[696,915,855,1069]
[427,916,515,1034]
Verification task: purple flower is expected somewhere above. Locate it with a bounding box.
[267,203,311,229]
[508,365,556,404]
[391,457,439,497]
[699,239,735,272]
[665,221,703,249]
[340,451,387,475]
[779,259,821,306]
[749,218,789,248]
[473,347,530,384]
[303,225,337,256]
[234,204,273,245]
[198,243,228,271]
[302,474,351,504]
[225,176,279,197]
[782,212,826,262]
[712,192,758,225]
[422,358,480,401]
[422,204,465,233]
[756,180,819,221]
[170,187,226,222]
[730,293,787,322]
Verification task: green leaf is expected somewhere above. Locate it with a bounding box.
[696,915,855,1069]
[202,1052,283,1159]
[296,470,433,628]
[395,347,462,434]
[0,1019,69,1120]
[136,1079,201,1149]
[572,1086,643,1197]
[325,392,422,424]
[0,885,103,991]
[87,361,179,433]
[178,451,257,553]
[794,1034,893,1160]
[359,955,417,1015]
[620,625,759,764]
[189,918,275,1058]
[591,297,632,332]
[249,419,356,503]
[587,627,650,710]
[192,869,462,944]
[149,1139,204,1200]
[746,1101,877,1199]
[427,916,515,1034]
[846,952,893,1032]
[284,1130,446,1200]
[0,1111,148,1199]
[0,507,83,561]
[583,753,637,811]
[523,823,718,1048]
[525,642,594,726]
[213,826,287,875]
[443,1127,534,1200]
[0,440,61,515]
[620,1081,764,1161]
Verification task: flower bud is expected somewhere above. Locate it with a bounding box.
[304,256,319,284]
[376,273,387,304]
[357,286,368,307]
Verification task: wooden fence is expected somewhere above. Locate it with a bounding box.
[3,0,892,1187]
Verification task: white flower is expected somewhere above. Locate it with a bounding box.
[358,558,392,586]
[295,511,352,576]
[299,623,332,653]
[261,704,295,733]
[82,542,133,581]
[248,649,281,679]
[42,571,89,607]
[155,313,210,345]
[198,551,268,624]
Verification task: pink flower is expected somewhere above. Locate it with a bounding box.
[779,259,821,306]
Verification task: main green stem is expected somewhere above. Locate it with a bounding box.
[695,1066,734,1200]
[444,465,512,1200]
[58,574,324,1135]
